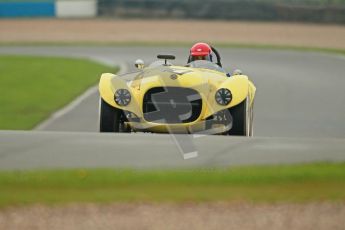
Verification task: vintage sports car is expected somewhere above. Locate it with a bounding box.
[99,54,256,136]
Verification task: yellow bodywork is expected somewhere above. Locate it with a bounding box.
[99,65,256,133]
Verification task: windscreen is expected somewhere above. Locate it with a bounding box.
[188,60,226,73]
[117,60,226,82]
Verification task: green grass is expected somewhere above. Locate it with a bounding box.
[0,162,344,207]
[0,55,115,130]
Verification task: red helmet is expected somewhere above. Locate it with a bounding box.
[189,42,212,62]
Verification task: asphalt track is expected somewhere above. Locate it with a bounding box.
[0,46,345,170]
[1,131,345,170]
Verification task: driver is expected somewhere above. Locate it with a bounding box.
[187,42,213,63]
[187,42,232,76]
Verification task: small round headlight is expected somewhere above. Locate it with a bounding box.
[215,88,232,106]
[114,89,131,106]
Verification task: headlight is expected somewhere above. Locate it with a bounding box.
[114,89,131,106]
[215,88,232,106]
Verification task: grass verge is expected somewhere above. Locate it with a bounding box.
[0,162,344,207]
[0,55,115,130]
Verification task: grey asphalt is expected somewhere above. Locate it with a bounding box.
[0,46,345,170]
[1,131,345,170]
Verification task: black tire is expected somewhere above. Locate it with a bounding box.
[99,99,129,133]
[228,99,247,136]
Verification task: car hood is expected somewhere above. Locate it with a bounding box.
[128,65,227,97]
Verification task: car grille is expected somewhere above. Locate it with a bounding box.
[143,87,202,124]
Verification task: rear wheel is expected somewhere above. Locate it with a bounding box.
[228,98,253,136]
[248,99,254,136]
[99,99,130,132]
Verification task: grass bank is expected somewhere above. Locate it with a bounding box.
[0,55,115,130]
[0,162,344,207]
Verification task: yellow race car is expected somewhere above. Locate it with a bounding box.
[99,54,256,136]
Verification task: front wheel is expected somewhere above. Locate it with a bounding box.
[228,97,253,136]
[99,99,130,132]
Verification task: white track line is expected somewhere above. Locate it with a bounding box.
[35,62,128,130]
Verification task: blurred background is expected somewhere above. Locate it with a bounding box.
[98,0,345,23]
[1,1,345,229]
[0,0,344,23]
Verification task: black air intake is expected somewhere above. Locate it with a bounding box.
[143,87,202,124]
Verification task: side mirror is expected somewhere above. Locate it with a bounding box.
[135,59,145,69]
[157,54,175,65]
[233,69,243,76]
